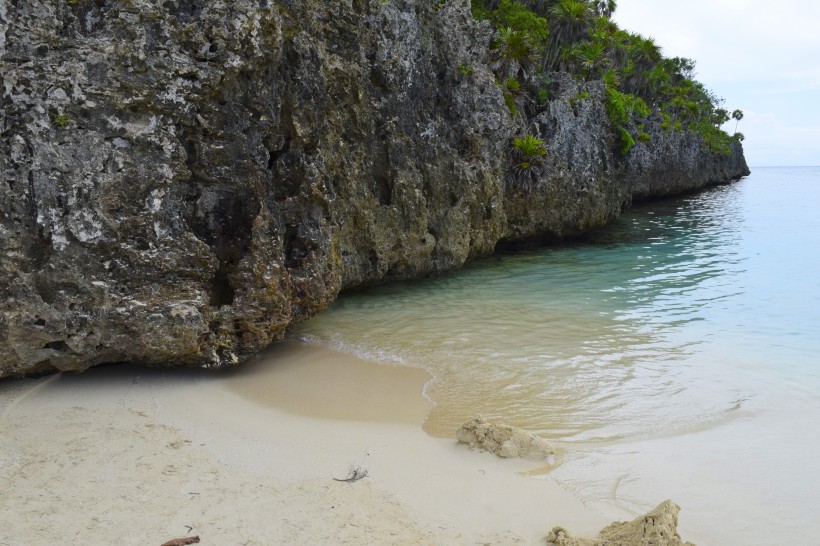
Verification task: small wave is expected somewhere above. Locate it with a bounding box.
[294,334,410,366]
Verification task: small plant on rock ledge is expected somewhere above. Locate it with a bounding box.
[501,76,521,116]
[458,62,474,77]
[512,134,547,171]
[53,113,74,128]
[503,91,518,116]
[504,76,521,92]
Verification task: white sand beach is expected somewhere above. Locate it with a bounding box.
[0,341,625,545]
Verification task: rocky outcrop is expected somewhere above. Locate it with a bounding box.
[628,125,749,201]
[457,416,555,459]
[547,500,696,546]
[0,0,749,378]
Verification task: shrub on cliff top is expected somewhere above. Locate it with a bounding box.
[485,0,549,64]
[492,0,549,53]
[471,0,739,158]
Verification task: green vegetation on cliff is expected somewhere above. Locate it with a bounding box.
[471,0,742,155]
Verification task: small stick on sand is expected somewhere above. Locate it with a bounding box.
[161,536,200,546]
[333,465,368,482]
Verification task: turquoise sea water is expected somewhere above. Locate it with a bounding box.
[294,167,820,545]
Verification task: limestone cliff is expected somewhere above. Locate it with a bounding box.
[0,0,749,377]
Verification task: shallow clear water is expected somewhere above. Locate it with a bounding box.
[293,167,820,545]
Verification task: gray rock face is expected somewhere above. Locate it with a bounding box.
[0,0,749,378]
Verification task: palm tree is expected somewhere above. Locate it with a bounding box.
[731,109,744,134]
[497,27,538,64]
[626,36,662,95]
[544,0,592,72]
[633,36,662,67]
[591,0,617,18]
[485,0,550,15]
[517,0,551,13]
[568,41,608,78]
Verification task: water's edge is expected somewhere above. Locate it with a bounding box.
[286,168,820,546]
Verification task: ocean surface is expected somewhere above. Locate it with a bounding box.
[292,167,820,546]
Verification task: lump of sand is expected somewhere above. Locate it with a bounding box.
[456,416,554,460]
[547,500,696,546]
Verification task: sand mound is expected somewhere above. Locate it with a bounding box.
[456,417,554,460]
[547,500,696,546]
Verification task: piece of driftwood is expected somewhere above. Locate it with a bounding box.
[161,536,200,546]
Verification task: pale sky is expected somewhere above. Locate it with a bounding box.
[613,0,820,166]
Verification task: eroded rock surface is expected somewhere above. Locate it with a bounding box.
[457,416,554,459]
[0,0,749,377]
[547,500,696,546]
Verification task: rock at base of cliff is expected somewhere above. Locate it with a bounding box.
[456,416,554,460]
[546,500,696,546]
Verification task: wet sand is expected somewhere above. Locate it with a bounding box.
[0,341,620,545]
[221,341,433,424]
